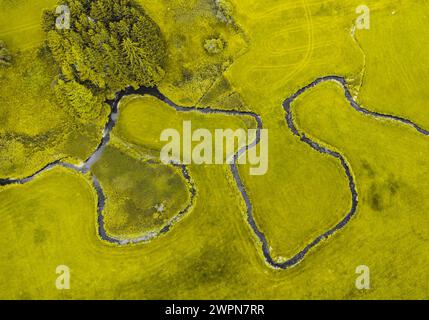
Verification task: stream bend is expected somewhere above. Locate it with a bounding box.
[1,76,425,269]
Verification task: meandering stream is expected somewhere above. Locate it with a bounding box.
[1,76,427,269]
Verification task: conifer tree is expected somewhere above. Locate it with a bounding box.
[43,0,167,116]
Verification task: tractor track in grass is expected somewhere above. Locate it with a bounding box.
[1,75,427,268]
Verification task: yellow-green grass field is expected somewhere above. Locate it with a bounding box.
[0,0,428,300]
[226,0,365,263]
[224,0,429,296]
[113,95,254,158]
[292,81,429,298]
[0,0,57,51]
[355,0,429,129]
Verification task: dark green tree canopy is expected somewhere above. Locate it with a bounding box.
[43,0,167,103]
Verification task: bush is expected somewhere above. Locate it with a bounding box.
[0,40,12,67]
[204,38,225,55]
